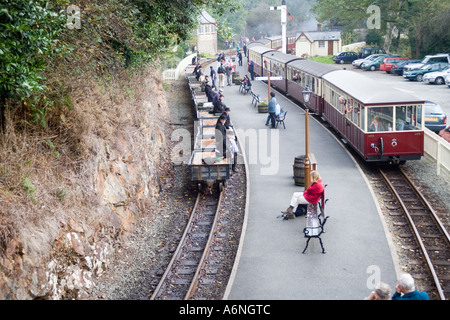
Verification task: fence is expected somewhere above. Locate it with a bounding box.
[162,53,197,81]
[423,128,450,175]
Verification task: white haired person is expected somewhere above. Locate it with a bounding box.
[392,273,429,300]
[281,170,324,219]
[365,282,391,300]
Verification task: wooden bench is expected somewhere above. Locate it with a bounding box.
[302,189,329,254]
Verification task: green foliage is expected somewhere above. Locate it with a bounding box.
[366,30,383,47]
[0,0,240,129]
[0,0,68,100]
[311,0,450,58]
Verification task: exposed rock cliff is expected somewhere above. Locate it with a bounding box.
[0,66,174,299]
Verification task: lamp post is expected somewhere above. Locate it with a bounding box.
[302,86,313,190]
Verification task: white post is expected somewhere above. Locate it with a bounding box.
[270,1,287,54]
[281,3,287,54]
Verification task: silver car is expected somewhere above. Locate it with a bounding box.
[446,73,450,88]
[352,54,388,68]
[423,66,450,84]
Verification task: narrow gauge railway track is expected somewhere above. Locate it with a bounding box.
[150,191,223,300]
[378,167,450,300]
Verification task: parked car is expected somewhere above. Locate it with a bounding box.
[391,59,421,75]
[333,51,358,64]
[358,47,386,59]
[380,57,408,73]
[361,54,398,71]
[446,73,450,87]
[403,53,450,72]
[418,101,447,133]
[352,54,389,68]
[439,126,450,143]
[403,62,449,81]
[423,66,450,84]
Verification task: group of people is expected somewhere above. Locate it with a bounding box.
[365,273,429,300]
[213,52,235,88]
[194,62,238,173]
[281,170,429,300]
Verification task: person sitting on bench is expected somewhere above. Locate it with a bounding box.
[281,170,324,218]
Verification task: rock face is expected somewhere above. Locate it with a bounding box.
[0,69,174,300]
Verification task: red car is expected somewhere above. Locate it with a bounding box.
[439,126,450,143]
[380,57,408,73]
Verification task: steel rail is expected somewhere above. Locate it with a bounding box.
[379,168,446,300]
[399,167,450,246]
[184,190,224,300]
[149,192,202,300]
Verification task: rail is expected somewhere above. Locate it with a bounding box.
[379,167,449,300]
[423,127,450,176]
[150,191,223,300]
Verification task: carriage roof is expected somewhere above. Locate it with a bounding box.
[287,59,339,77]
[263,50,302,64]
[322,70,425,105]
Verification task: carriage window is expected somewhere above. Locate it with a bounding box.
[399,105,422,130]
[368,107,393,132]
[360,105,365,130]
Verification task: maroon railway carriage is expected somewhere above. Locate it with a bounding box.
[247,43,275,77]
[261,50,301,93]
[322,70,425,163]
[285,60,338,114]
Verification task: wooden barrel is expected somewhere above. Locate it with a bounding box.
[257,103,268,113]
[293,155,305,186]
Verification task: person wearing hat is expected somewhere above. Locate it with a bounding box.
[212,88,223,105]
[215,115,228,159]
[207,85,216,103]
[212,94,226,115]
[216,107,232,129]
[202,75,210,93]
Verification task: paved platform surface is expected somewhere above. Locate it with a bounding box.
[220,61,401,300]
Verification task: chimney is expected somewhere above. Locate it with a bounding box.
[317,23,322,31]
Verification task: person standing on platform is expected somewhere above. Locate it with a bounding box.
[215,115,228,159]
[281,171,324,218]
[392,273,429,300]
[268,92,277,129]
[248,58,255,80]
[210,66,217,88]
[237,51,243,67]
[218,63,225,88]
[226,62,233,86]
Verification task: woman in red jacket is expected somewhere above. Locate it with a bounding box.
[282,171,324,217]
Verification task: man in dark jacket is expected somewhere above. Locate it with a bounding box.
[215,115,228,158]
[212,95,225,115]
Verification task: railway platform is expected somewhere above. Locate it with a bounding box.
[219,61,401,300]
